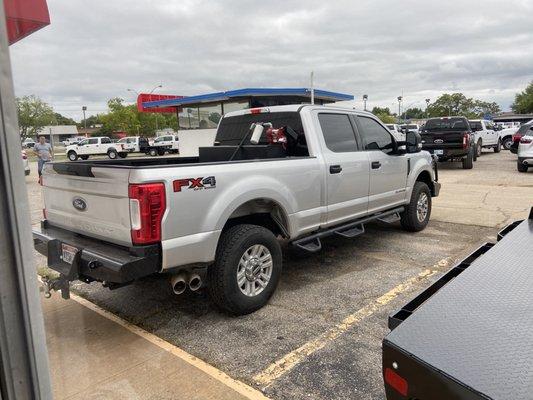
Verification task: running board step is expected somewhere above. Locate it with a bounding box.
[334,224,364,238]
[294,238,322,253]
[377,212,401,224]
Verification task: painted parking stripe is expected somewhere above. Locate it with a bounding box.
[70,293,270,400]
[253,260,450,387]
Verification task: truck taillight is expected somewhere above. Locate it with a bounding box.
[512,133,522,142]
[384,367,408,396]
[520,137,532,144]
[128,183,166,245]
[462,132,470,149]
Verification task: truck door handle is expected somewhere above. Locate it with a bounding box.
[371,161,382,169]
[329,165,342,174]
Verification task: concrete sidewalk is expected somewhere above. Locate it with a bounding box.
[42,294,268,400]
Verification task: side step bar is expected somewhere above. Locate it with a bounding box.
[292,207,404,253]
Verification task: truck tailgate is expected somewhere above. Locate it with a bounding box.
[420,131,464,149]
[42,163,133,246]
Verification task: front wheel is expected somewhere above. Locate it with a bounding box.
[494,140,501,153]
[107,149,118,159]
[208,224,282,315]
[149,148,158,157]
[401,182,431,232]
[67,151,78,161]
[462,149,474,169]
[502,137,513,150]
[476,140,482,157]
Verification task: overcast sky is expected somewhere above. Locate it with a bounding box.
[9,0,533,121]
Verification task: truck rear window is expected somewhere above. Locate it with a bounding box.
[425,118,468,130]
[216,112,304,145]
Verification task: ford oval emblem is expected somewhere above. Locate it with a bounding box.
[434,139,444,144]
[72,197,87,211]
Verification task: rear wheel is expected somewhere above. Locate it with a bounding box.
[157,148,166,156]
[67,151,78,161]
[462,149,474,169]
[476,140,482,157]
[107,149,118,159]
[502,136,513,150]
[149,148,158,157]
[118,152,128,158]
[208,224,282,315]
[400,182,431,232]
[517,161,528,172]
[493,140,501,153]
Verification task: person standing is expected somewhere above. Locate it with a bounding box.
[33,136,54,180]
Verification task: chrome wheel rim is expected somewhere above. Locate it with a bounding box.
[237,245,272,297]
[476,143,481,157]
[416,192,429,222]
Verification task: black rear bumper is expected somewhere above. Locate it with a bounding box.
[33,221,161,285]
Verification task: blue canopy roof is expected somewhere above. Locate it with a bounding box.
[142,87,354,109]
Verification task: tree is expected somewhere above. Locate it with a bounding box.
[371,106,396,124]
[511,81,533,114]
[402,107,425,120]
[16,95,56,139]
[54,112,77,126]
[426,93,500,118]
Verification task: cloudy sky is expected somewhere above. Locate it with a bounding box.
[9,0,533,121]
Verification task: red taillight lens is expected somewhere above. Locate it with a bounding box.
[128,183,166,245]
[462,132,470,149]
[249,108,262,114]
[512,134,522,142]
[520,137,533,144]
[384,367,408,396]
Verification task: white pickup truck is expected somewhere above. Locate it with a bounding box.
[469,119,501,156]
[34,105,440,314]
[151,134,180,155]
[65,136,125,161]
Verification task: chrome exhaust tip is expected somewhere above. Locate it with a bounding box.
[188,274,202,292]
[170,273,187,295]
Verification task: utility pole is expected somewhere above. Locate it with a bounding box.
[425,98,430,118]
[82,106,87,129]
[397,96,403,124]
[363,94,368,111]
[310,71,315,105]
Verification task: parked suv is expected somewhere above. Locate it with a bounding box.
[517,134,533,172]
[510,122,533,154]
[420,117,476,169]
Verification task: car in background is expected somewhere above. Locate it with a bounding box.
[517,134,533,172]
[385,124,404,140]
[510,122,533,154]
[499,126,519,150]
[400,124,420,134]
[22,138,35,148]
[152,134,179,154]
[21,150,30,176]
[62,136,86,146]
[420,116,476,169]
[65,136,125,161]
[469,119,500,155]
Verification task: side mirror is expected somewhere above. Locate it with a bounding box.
[405,131,422,153]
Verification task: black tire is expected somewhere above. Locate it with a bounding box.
[157,148,166,156]
[472,145,477,161]
[25,169,30,176]
[493,140,501,153]
[67,151,78,161]
[208,224,282,315]
[462,149,474,169]
[517,161,528,172]
[502,136,513,150]
[476,140,482,157]
[400,182,431,232]
[118,152,128,158]
[149,148,158,157]
[80,155,89,160]
[107,149,118,159]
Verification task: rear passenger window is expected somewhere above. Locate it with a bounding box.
[88,138,98,144]
[318,113,358,152]
[358,117,394,154]
[100,137,111,144]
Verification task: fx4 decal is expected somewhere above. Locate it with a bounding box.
[173,176,216,192]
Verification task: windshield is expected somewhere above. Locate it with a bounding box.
[425,118,468,130]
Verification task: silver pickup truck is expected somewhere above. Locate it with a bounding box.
[33,105,440,315]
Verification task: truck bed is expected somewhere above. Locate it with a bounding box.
[383,208,533,399]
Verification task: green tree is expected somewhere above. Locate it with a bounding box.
[426,93,500,118]
[511,81,533,114]
[54,112,77,126]
[16,95,56,139]
[371,106,396,124]
[402,107,425,120]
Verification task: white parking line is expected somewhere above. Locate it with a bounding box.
[253,260,450,387]
[70,293,270,400]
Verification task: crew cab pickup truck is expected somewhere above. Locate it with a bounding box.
[469,119,501,156]
[66,136,124,161]
[152,134,179,155]
[420,116,476,169]
[383,210,533,400]
[33,105,440,315]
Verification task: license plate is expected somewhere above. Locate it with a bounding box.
[434,149,444,155]
[61,243,78,265]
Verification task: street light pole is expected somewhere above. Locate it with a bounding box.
[363,94,368,111]
[397,96,403,124]
[82,106,87,129]
[425,98,430,118]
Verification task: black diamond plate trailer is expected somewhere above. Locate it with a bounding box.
[382,208,533,400]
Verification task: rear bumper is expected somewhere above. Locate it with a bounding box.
[422,146,468,159]
[33,220,161,284]
[518,157,533,165]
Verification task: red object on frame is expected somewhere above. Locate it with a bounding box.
[4,0,50,45]
[137,93,184,114]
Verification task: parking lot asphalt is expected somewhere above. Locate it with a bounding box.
[28,150,532,399]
